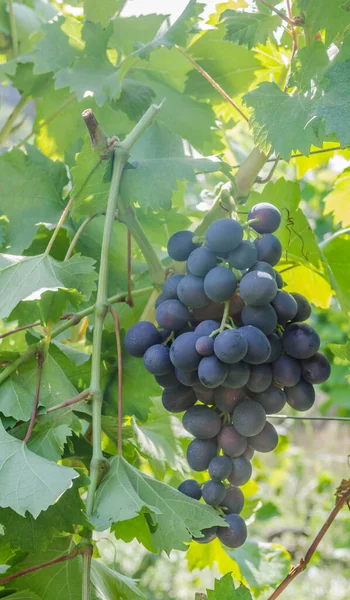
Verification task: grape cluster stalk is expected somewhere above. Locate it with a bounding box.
[124,203,331,549]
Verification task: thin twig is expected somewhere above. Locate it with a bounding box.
[65,214,99,260]
[286,0,298,58]
[256,156,280,183]
[127,230,134,307]
[267,480,350,600]
[45,389,91,414]
[175,45,249,123]
[0,546,81,586]
[8,0,18,56]
[109,305,123,456]
[269,414,350,422]
[23,352,44,444]
[256,0,294,25]
[0,321,41,340]
[229,145,350,171]
[0,94,32,148]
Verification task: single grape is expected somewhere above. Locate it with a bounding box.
[167,230,199,261]
[218,424,247,457]
[156,299,191,331]
[193,382,215,405]
[301,352,331,384]
[175,369,199,387]
[239,271,277,306]
[177,274,210,309]
[155,369,179,388]
[272,355,301,387]
[205,218,243,254]
[271,291,298,324]
[162,385,196,413]
[223,361,250,388]
[285,379,315,411]
[182,405,222,439]
[220,486,244,515]
[143,344,172,375]
[202,480,226,505]
[249,260,275,278]
[155,293,167,308]
[187,438,218,471]
[254,386,286,414]
[124,321,160,357]
[290,292,311,322]
[242,446,255,460]
[178,479,202,500]
[274,270,284,289]
[228,456,252,486]
[217,513,247,548]
[213,386,245,413]
[264,333,282,363]
[195,335,214,356]
[204,266,237,303]
[248,203,281,234]
[239,326,271,364]
[283,323,320,359]
[193,302,225,322]
[187,246,217,276]
[248,421,278,452]
[195,319,220,336]
[232,400,266,436]
[241,305,277,335]
[228,240,258,270]
[213,330,248,364]
[198,356,229,388]
[208,455,233,480]
[193,526,217,544]
[246,364,273,393]
[162,274,185,300]
[170,332,201,372]
[254,234,282,266]
[229,293,245,320]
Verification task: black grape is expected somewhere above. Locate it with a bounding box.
[271,291,298,324]
[217,513,247,548]
[242,446,255,460]
[283,323,320,359]
[255,386,286,414]
[249,421,279,452]
[218,424,247,457]
[156,299,191,331]
[254,234,282,266]
[241,305,277,335]
[195,319,220,336]
[187,246,217,276]
[175,369,199,387]
[213,330,248,364]
[155,369,179,388]
[208,455,233,480]
[228,240,258,270]
[155,293,167,308]
[223,361,250,388]
[220,486,244,515]
[162,385,196,413]
[193,383,215,405]
[162,274,185,299]
[246,364,273,393]
[272,355,301,387]
[182,405,222,439]
[274,270,284,289]
[170,332,201,372]
[187,438,218,471]
[239,326,271,364]
[198,356,229,388]
[249,260,275,278]
[213,386,245,413]
[204,266,237,303]
[143,344,172,375]
[177,274,210,309]
[167,230,199,261]
[248,202,281,234]
[239,271,277,306]
[232,400,266,436]
[228,456,252,487]
[205,218,243,254]
[265,333,282,363]
[178,479,202,500]
[290,292,311,322]
[195,336,214,356]
[193,526,218,544]
[285,379,315,411]
[202,480,226,505]
[124,321,160,357]
[301,352,331,384]
[158,329,172,343]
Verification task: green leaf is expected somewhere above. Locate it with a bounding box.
[91,456,225,552]
[290,41,329,92]
[312,61,350,148]
[109,14,166,57]
[91,559,146,599]
[0,421,78,517]
[322,229,350,312]
[255,501,281,521]
[207,573,252,600]
[222,10,280,49]
[26,423,72,462]
[0,379,34,421]
[329,341,350,363]
[32,17,77,74]
[0,253,97,320]
[113,513,156,552]
[243,82,319,160]
[55,57,115,107]
[84,0,125,28]
[298,0,350,44]
[0,147,67,253]
[4,592,41,599]
[323,167,350,228]
[115,78,156,120]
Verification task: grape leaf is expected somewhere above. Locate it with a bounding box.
[207,574,252,600]
[312,61,350,147]
[329,342,350,363]
[322,229,350,312]
[84,0,125,28]
[26,423,73,462]
[109,14,166,57]
[91,560,146,600]
[32,17,77,74]
[186,537,241,577]
[243,82,319,159]
[113,513,156,552]
[298,0,350,44]
[323,168,350,228]
[0,379,34,422]
[0,422,78,517]
[91,456,226,552]
[222,10,280,49]
[55,56,115,107]
[0,147,67,253]
[289,41,329,92]
[3,593,41,599]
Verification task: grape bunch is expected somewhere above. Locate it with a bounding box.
[124,202,331,549]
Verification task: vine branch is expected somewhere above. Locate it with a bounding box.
[0,320,41,340]
[8,0,18,56]
[109,305,123,455]
[64,214,99,260]
[23,351,44,443]
[0,94,32,148]
[256,0,294,25]
[45,389,91,414]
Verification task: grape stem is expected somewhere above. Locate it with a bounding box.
[243,218,260,228]
[269,414,350,422]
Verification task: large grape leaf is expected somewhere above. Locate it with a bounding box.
[55,56,115,107]
[0,422,78,517]
[84,0,125,28]
[243,82,319,159]
[32,17,78,74]
[222,10,280,49]
[4,593,41,599]
[91,560,146,600]
[109,14,166,56]
[0,147,67,253]
[323,168,350,228]
[206,574,252,600]
[298,0,350,44]
[321,229,350,312]
[91,456,226,552]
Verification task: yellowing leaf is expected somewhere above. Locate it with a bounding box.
[323,168,350,227]
[186,537,241,578]
[207,1,248,26]
[280,264,333,309]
